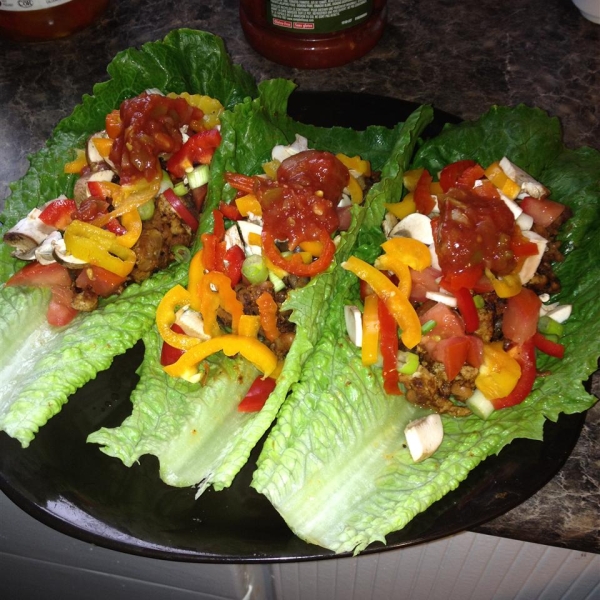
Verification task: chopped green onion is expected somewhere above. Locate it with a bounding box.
[242,254,269,284]
[188,164,209,190]
[268,270,286,292]
[538,315,564,338]
[421,319,437,334]
[137,199,155,221]
[398,351,419,375]
[473,294,485,309]
[173,182,189,196]
[466,389,496,420]
[159,170,174,194]
[172,245,191,263]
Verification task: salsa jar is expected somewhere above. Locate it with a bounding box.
[239,0,387,69]
[0,0,110,42]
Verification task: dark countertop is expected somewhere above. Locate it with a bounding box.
[0,0,598,555]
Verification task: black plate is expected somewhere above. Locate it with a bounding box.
[0,93,586,563]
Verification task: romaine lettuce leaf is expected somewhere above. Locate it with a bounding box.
[251,105,600,554]
[0,30,258,446]
[87,90,433,492]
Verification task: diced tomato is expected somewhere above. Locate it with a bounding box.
[471,179,501,201]
[520,196,566,228]
[166,129,222,178]
[466,335,484,368]
[492,339,537,409]
[439,264,484,294]
[160,324,186,367]
[409,266,441,302]
[237,376,277,412]
[47,286,78,327]
[6,261,72,288]
[414,169,436,215]
[419,302,465,339]
[192,184,208,213]
[431,336,470,381]
[105,109,122,139]
[75,266,127,298]
[163,188,199,232]
[38,197,77,230]
[533,331,565,359]
[456,164,485,190]
[510,227,540,258]
[502,287,541,344]
[439,160,477,192]
[218,201,242,221]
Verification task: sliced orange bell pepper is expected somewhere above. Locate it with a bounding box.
[485,268,522,298]
[256,291,280,342]
[384,193,416,220]
[156,285,202,351]
[362,293,380,365]
[64,149,88,174]
[199,271,244,336]
[238,315,261,338]
[475,341,521,399]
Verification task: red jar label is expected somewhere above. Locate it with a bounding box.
[267,0,373,34]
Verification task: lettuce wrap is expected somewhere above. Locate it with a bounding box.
[251,105,600,554]
[86,82,435,494]
[0,29,258,447]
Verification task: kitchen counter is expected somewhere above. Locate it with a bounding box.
[0,0,598,557]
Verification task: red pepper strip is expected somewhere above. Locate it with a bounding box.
[223,244,245,287]
[237,376,277,412]
[378,299,402,395]
[454,287,479,334]
[533,331,565,359]
[456,164,485,189]
[201,233,218,271]
[104,218,128,236]
[38,197,77,230]
[160,324,186,366]
[414,169,436,215]
[262,228,336,278]
[166,129,222,178]
[439,160,477,192]
[219,201,242,221]
[256,291,280,342]
[492,339,537,409]
[212,209,225,241]
[224,172,255,194]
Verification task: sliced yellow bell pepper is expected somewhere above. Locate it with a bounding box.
[380,237,431,272]
[187,249,205,311]
[347,175,364,204]
[167,92,224,129]
[384,193,416,220]
[362,293,380,365]
[475,341,521,399]
[485,268,522,298]
[374,254,412,298]
[156,285,202,351]
[342,256,422,349]
[336,153,371,177]
[235,193,262,217]
[64,149,88,174]
[403,168,424,192]
[114,207,142,249]
[238,315,261,338]
[91,137,113,159]
[299,240,323,257]
[164,334,278,382]
[261,160,280,180]
[63,220,136,277]
[484,161,521,200]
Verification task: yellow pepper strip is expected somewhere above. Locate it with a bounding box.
[261,160,280,179]
[199,271,244,336]
[430,181,444,196]
[239,315,261,338]
[362,293,380,365]
[156,285,202,351]
[347,175,364,204]
[64,220,136,277]
[475,341,521,399]
[187,249,205,311]
[264,254,288,279]
[64,149,88,174]
[299,240,323,257]
[374,254,412,298]
[403,168,424,192]
[385,193,416,220]
[248,232,262,247]
[92,173,160,228]
[271,360,285,379]
[235,193,262,217]
[484,161,521,200]
[335,153,371,177]
[168,92,224,129]
[164,334,278,382]
[380,237,431,272]
[485,268,522,298]
[91,137,113,159]
[343,256,422,349]
[115,208,142,248]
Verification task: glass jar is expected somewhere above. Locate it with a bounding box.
[0,0,110,42]
[239,0,387,69]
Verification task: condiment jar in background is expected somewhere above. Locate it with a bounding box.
[239,0,387,69]
[0,0,109,42]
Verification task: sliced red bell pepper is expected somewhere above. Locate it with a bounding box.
[38,197,77,230]
[414,169,436,215]
[237,376,277,412]
[166,129,222,178]
[219,201,243,221]
[533,331,565,359]
[492,338,537,409]
[454,287,479,334]
[378,299,402,395]
[160,324,186,366]
[456,164,485,189]
[212,209,225,241]
[439,160,477,192]
[223,244,245,286]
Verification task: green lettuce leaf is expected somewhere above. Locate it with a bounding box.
[87,90,432,492]
[0,30,258,447]
[252,105,600,554]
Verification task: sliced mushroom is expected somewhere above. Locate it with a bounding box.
[52,239,89,269]
[3,207,56,256]
[35,231,63,265]
[86,131,116,170]
[404,413,444,462]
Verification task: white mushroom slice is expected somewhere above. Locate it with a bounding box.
[518,231,547,284]
[389,212,434,245]
[175,307,211,340]
[429,244,440,270]
[404,413,444,462]
[344,305,363,347]
[3,207,56,255]
[382,212,398,239]
[540,303,572,323]
[499,157,548,198]
[224,224,244,251]
[86,132,116,169]
[35,230,62,265]
[516,211,534,231]
[425,290,457,308]
[271,134,309,163]
[237,220,263,256]
[52,239,89,269]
